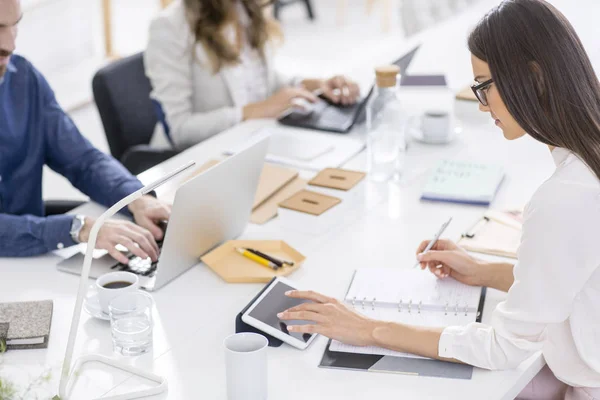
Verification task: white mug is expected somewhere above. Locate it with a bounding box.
[96,271,140,314]
[224,333,268,400]
[420,110,453,143]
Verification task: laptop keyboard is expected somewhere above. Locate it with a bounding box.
[318,105,356,128]
[111,222,167,278]
[114,255,158,276]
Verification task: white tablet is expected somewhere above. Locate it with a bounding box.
[241,277,318,350]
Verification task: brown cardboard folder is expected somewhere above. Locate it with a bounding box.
[162,160,306,224]
[253,163,299,209]
[251,177,307,224]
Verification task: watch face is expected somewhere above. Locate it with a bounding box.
[71,217,83,231]
[70,215,84,242]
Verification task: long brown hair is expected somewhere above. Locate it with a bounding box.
[468,0,600,180]
[183,0,282,73]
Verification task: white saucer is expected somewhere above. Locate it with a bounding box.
[408,124,460,145]
[84,288,110,321]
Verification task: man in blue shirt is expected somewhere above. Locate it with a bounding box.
[0,0,170,264]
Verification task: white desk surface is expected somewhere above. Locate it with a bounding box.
[6,0,600,397]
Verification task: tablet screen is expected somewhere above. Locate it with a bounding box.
[248,281,315,343]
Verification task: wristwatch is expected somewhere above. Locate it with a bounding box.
[70,215,86,244]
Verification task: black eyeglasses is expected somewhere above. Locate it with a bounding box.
[470,79,494,106]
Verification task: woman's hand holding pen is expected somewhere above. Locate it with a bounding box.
[416,239,486,286]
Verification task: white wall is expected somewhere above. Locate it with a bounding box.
[16,0,160,111]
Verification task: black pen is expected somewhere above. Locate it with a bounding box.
[252,249,295,267]
[246,248,290,268]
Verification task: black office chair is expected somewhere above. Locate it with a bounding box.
[92,53,178,176]
[44,200,86,216]
[274,0,315,20]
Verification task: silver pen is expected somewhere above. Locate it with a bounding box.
[413,217,453,268]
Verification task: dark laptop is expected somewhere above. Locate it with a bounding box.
[278,45,423,134]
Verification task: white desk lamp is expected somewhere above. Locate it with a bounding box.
[57,161,196,400]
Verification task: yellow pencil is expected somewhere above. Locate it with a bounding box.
[235,247,278,270]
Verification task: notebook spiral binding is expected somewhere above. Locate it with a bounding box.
[350,297,470,317]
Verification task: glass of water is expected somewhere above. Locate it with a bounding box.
[109,291,153,356]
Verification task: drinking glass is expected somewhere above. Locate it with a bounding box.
[109,291,153,356]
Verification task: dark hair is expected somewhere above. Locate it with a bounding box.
[183,0,281,73]
[468,0,600,180]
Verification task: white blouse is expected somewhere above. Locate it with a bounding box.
[236,2,269,106]
[439,147,600,387]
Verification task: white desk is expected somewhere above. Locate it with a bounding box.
[7,0,600,397]
[0,124,551,400]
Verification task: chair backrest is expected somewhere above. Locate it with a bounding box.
[92,52,157,161]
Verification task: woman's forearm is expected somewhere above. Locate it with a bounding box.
[300,78,324,92]
[479,262,515,292]
[363,263,514,359]
[368,321,458,362]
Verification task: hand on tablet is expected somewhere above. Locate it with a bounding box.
[278,290,377,347]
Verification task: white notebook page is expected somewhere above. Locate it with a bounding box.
[345,268,482,312]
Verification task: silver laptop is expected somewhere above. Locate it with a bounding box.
[57,135,269,291]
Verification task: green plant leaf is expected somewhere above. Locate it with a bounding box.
[52,396,62,400]
[0,339,6,353]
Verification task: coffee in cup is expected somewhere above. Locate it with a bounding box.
[102,281,133,289]
[96,271,139,314]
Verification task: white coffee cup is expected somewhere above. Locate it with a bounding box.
[224,333,268,400]
[96,271,140,315]
[420,110,453,143]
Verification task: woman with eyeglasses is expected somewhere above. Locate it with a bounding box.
[144,0,359,150]
[279,0,600,398]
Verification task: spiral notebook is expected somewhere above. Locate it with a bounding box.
[320,269,485,379]
[421,160,505,206]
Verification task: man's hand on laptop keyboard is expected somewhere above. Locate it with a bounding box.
[128,195,172,241]
[79,218,160,265]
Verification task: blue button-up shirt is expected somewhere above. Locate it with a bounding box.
[0,55,143,256]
